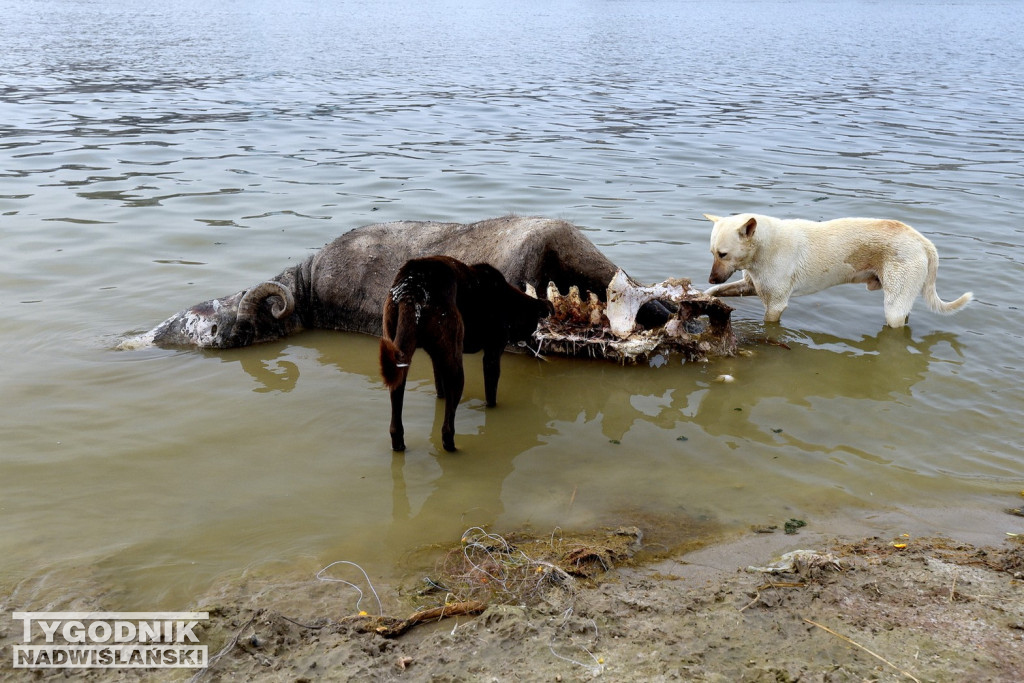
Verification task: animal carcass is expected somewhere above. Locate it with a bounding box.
[120,216,734,362]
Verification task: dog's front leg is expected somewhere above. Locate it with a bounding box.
[430,354,447,398]
[482,345,503,407]
[761,291,789,323]
[705,273,757,298]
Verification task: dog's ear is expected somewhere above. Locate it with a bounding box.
[741,217,757,238]
[703,213,721,223]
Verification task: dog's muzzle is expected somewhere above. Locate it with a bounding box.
[709,260,734,284]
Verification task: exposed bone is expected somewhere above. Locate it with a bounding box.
[589,292,602,327]
[567,285,583,308]
[535,274,735,364]
[605,269,700,338]
[546,281,560,304]
[664,318,684,338]
[546,282,603,327]
[525,283,538,298]
[747,550,843,574]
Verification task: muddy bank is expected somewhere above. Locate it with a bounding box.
[4,510,1023,683]
[188,530,1022,683]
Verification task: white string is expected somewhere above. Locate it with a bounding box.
[316,560,383,616]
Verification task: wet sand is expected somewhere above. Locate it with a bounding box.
[4,503,1022,682]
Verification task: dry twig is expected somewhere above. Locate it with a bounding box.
[803,618,922,683]
[342,600,487,637]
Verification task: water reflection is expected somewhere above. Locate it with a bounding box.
[756,326,961,396]
[387,440,524,553]
[246,358,300,394]
[698,328,966,438]
[217,323,967,464]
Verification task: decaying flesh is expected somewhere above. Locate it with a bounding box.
[528,269,735,364]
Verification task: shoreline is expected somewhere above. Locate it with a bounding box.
[184,506,1022,682]
[3,502,1022,681]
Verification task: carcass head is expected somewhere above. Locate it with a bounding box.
[119,281,296,349]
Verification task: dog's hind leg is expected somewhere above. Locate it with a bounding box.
[882,287,917,328]
[388,378,409,451]
[381,300,417,452]
[883,305,911,328]
[386,336,416,451]
[437,354,464,452]
[881,261,927,328]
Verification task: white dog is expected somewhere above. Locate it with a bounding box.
[703,213,972,327]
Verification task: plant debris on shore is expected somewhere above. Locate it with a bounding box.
[165,525,1024,683]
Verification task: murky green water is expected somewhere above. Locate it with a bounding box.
[2,0,1022,612]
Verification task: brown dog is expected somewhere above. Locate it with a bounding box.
[380,256,552,452]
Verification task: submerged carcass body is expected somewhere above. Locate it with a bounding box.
[122,216,734,362]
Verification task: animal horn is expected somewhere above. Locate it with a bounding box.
[237,281,295,321]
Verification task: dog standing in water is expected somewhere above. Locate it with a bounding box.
[380,256,552,452]
[703,213,972,327]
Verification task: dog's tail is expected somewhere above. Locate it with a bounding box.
[922,242,972,315]
[379,337,407,389]
[380,299,417,390]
